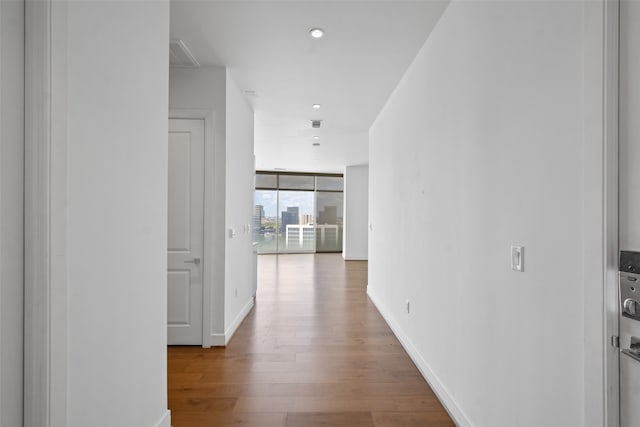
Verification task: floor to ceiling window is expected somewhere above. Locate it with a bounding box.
[254,172,344,254]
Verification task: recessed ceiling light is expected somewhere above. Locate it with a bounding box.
[313,136,320,140]
[309,28,324,39]
[312,104,321,109]
[312,142,321,147]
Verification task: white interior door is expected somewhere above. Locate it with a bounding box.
[167,118,205,345]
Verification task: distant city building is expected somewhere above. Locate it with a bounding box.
[300,214,314,225]
[285,224,315,249]
[285,223,340,249]
[281,206,299,234]
[253,205,264,231]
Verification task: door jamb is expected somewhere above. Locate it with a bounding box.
[24,0,69,425]
[24,0,52,425]
[584,0,619,425]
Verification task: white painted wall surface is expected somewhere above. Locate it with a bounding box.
[343,164,368,260]
[620,1,640,251]
[224,71,256,336]
[368,2,590,426]
[0,1,24,425]
[63,2,170,425]
[169,67,227,342]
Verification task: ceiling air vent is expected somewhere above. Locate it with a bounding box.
[169,40,200,68]
[311,120,322,128]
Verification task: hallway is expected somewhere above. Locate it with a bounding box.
[168,254,454,426]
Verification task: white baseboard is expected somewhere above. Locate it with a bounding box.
[209,297,255,346]
[210,333,225,346]
[153,410,171,427]
[224,297,255,345]
[367,287,473,427]
[342,252,368,261]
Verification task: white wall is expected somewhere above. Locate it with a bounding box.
[0,0,24,425]
[620,1,640,250]
[169,67,226,148]
[62,2,170,426]
[169,67,256,345]
[343,164,368,260]
[224,70,256,336]
[368,2,594,426]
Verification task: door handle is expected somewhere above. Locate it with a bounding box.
[184,258,201,265]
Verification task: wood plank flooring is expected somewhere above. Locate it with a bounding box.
[168,253,454,427]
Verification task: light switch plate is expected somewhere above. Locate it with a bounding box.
[511,245,524,272]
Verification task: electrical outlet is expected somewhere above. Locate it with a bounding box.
[406,299,410,314]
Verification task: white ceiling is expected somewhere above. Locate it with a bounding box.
[170,0,448,173]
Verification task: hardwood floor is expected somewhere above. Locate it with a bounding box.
[168,253,454,427]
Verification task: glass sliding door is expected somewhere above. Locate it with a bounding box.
[254,172,343,254]
[315,176,344,252]
[254,190,278,253]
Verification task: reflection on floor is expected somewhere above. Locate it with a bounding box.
[168,253,455,427]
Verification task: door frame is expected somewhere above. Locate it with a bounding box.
[24,0,68,425]
[169,110,216,348]
[605,2,620,425]
[583,0,620,426]
[603,1,620,425]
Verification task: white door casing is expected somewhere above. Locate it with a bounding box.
[620,2,640,426]
[167,118,205,345]
[1,0,25,425]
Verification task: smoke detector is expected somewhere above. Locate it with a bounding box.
[311,120,322,128]
[169,40,200,68]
